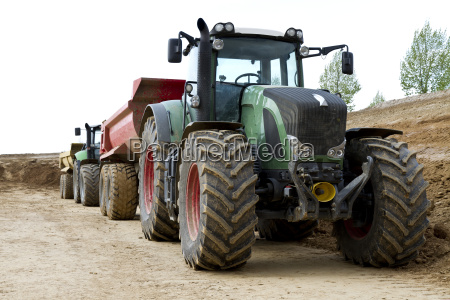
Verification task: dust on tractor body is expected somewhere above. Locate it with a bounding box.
[100,18,430,270]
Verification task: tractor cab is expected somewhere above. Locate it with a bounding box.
[169,20,353,124]
[213,34,300,122]
[74,123,102,161]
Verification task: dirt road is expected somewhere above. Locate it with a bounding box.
[1,181,449,299]
[1,90,450,299]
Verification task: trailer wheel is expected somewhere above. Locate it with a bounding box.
[257,219,318,241]
[106,163,138,220]
[80,164,100,206]
[139,117,179,241]
[334,137,430,267]
[73,161,81,203]
[179,130,258,270]
[62,174,74,199]
[99,165,110,216]
[60,175,64,198]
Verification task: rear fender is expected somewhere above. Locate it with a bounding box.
[139,100,186,144]
[75,149,87,161]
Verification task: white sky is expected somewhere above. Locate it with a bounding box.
[1,0,449,154]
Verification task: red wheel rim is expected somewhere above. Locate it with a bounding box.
[344,219,372,240]
[143,147,155,214]
[186,163,200,241]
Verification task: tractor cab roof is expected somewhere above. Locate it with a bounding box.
[210,22,304,43]
[234,28,285,38]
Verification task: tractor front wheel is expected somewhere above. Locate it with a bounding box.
[80,164,100,206]
[179,130,258,270]
[334,137,430,267]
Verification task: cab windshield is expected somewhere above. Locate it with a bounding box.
[216,37,298,86]
[215,37,298,122]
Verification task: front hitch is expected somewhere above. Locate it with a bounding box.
[287,159,320,221]
[332,156,374,219]
[288,156,374,221]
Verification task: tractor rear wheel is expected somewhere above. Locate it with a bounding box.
[99,165,110,216]
[62,173,74,199]
[106,163,138,220]
[257,219,318,241]
[334,137,430,267]
[138,116,179,241]
[80,164,100,206]
[73,162,81,203]
[179,130,258,270]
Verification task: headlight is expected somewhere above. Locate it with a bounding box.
[225,22,234,32]
[185,83,193,94]
[190,95,200,108]
[299,144,313,159]
[300,46,309,56]
[286,28,296,37]
[296,30,303,39]
[214,23,224,32]
[212,39,224,50]
[327,139,346,159]
[288,135,314,160]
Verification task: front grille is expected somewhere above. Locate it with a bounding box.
[263,87,347,155]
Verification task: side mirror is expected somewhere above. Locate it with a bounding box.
[342,52,354,75]
[168,38,182,63]
[75,127,81,136]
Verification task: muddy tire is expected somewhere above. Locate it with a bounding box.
[60,175,64,198]
[179,130,258,270]
[80,164,100,206]
[62,174,74,199]
[99,165,110,216]
[257,219,318,241]
[73,162,81,203]
[139,117,178,241]
[334,137,430,267]
[106,163,138,220]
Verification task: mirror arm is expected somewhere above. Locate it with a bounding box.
[321,44,348,56]
[178,31,196,56]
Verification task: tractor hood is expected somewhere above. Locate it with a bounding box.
[262,87,347,156]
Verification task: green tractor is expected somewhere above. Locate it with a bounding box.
[73,123,101,206]
[137,18,429,270]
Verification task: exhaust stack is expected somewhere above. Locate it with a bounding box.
[195,18,212,121]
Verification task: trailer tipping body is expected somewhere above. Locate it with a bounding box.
[100,77,185,163]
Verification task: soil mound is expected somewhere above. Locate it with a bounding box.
[0,153,60,187]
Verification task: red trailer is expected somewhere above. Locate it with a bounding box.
[100,77,185,162]
[98,77,185,219]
